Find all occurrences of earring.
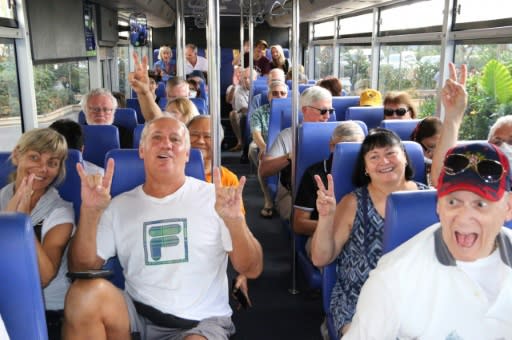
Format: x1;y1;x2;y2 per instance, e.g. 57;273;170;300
364;171;369;177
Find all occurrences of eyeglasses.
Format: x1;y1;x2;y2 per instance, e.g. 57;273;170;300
384;108;409;116
89;107;114;114
307;106;334;115
271;90;287;97
189;131;211;141
443;153;505;183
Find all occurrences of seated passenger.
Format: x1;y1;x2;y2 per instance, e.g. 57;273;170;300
488;115;512;166
294;121;365;253
185;43;208;75
148;71;162;103
166;77;190;100
286;65;308;84
165;97;200;124
81;88;133;148
249;80;289;218
383;91;417;119
243;40;271;76
358;88;382;107
260;86;334;221
226;66;242;107
187;78;201;99
311;128;429;337
49;119;104;176
63;115;263;340
343;142;512;338
232;40;250;66
270;44;289;74
153;45;175;78
249;68;286;114
112;91;126;108
317;76;343;97
410;116;442;184
0;128;74;339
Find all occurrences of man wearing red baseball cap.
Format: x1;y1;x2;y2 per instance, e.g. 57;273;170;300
342;142;512;338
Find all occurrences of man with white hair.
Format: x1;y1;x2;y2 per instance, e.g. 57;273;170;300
81;88;132;148
185;43;208;75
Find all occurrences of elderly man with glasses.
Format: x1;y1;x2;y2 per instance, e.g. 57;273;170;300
80;88;133;148
259;85;333;221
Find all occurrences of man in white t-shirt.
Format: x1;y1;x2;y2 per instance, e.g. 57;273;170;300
63;115;263;340
342;141;512;339
184;43;208;75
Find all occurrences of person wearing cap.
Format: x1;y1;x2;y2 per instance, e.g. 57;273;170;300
243;39;272;76
184;43;208;75
383;91;417;120
341;141;512;339
359;88;382;107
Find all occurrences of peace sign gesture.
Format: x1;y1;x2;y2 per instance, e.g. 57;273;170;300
213;167;246;221
441;62;467;122
128;52;151;97
314;174;336;217
77;158;115;212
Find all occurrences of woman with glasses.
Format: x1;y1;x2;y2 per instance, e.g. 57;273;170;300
383;91;417;120
0;128;74;339
411;116;442;184
310;128;429;337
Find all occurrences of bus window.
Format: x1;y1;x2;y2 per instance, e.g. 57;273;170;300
0;39;21;150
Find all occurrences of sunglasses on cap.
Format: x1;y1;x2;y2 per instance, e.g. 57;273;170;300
307;106;335;115
384;108;409;116
444;153;505;183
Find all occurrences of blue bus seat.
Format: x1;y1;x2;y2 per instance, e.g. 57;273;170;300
126;98;145;124
383;190;439;254
331;141;426;202
82;125;120;167
298;83;313;94
158;97;167;111
114;108;138;133
56;149;83;222
380;119;421;141
156;81;166;99
132;124;145;148
0;213;48;340
322;260;338;340
345;106;384;130
103;148;205;288
332;96;359;121
190;97;207;115
0;152;14;187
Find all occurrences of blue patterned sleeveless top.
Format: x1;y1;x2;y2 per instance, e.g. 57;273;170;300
330;182;429;334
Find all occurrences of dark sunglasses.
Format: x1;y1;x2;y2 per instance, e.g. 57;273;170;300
271;90;287;97
444;153;505;183
384;108;409;116
308;106;335;115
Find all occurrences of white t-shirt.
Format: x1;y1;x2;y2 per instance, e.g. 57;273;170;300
267;127;292;157
0;315;9;340
232;86;250;113
344;223;512;340
185;56;208;74
96;177;233;321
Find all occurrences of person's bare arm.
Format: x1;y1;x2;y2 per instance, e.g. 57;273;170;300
128;52;163;121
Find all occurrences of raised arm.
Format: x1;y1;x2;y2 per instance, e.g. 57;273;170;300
214;168;263;279
310;174;356;267
128;52;163;121
68;159;115;271
430;63;467;187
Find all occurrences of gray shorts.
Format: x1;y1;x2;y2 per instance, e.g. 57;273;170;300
122;291;235;340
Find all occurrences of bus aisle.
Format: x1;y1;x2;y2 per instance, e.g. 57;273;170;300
223;151;324;340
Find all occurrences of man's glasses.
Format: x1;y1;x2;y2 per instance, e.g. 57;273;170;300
444;153;505;183
271;90;287;97
89;107;114;114
384;108;409;116
189;131;211;141
307;106;334;115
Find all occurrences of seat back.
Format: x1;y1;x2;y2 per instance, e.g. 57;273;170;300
380;119;421;141
126;98;145;124
331;141;426;202
298;83;314;93
82;125;120;167
156;81;166;99
0;213;48;340
332;96;359;121
114;108;138;132
345;106;384;130
383;190;439;253
57;149;83;221
190;97;207;115
322;261;338;340
0;152;14;187
132;124;145;148
106;148;205;198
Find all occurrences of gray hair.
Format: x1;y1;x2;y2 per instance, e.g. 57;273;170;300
140;114;191;151
331;121;365;142
488;115;512;141
80;88;118;115
158;46;172;60
267;68;285;84
268;80;288;95
300;86;332;108
185;43;198;53
187;114;225;141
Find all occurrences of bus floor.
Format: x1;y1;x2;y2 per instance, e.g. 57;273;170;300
223;152;324;340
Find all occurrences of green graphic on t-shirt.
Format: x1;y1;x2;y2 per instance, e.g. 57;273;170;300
149;224;181;260
143;219;188;264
